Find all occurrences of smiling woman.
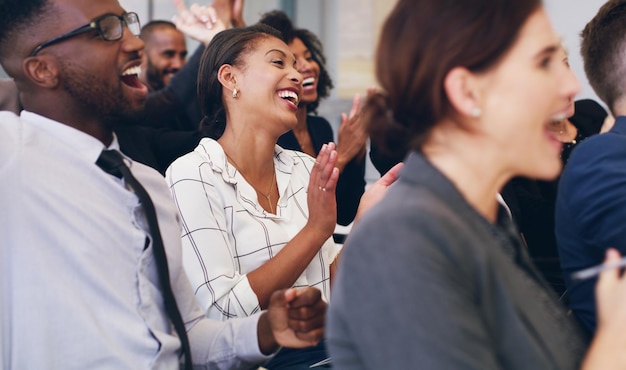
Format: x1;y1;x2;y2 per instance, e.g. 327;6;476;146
259;10;367;227
166;24;340;369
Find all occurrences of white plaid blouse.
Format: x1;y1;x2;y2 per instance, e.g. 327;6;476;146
166;138;340;320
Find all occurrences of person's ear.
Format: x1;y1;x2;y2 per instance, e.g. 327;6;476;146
217;64;238;96
22;55;60;88
444;67;482;118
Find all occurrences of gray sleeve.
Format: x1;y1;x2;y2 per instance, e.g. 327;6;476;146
328;206;500;370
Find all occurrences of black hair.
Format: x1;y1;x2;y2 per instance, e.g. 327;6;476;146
139;20;179;42
258;10;333;113
0;0;53;63
197;24;283;139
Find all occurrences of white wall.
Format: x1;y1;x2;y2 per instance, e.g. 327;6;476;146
545;0;606;103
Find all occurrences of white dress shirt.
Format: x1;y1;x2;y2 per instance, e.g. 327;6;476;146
166;138;340;320
0;111;270;369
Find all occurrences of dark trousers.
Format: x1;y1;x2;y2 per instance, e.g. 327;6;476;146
262;340;331;369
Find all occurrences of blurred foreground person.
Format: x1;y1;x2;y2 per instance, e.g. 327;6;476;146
327;0;626;369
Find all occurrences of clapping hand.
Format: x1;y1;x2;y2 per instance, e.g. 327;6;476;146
336;88;375;172
258;287;327;354
354;162;403;223
306;143;339;238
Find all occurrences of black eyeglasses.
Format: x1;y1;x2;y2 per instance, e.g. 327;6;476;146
30;12;141;56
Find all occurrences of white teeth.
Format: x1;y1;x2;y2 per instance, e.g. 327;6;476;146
551;112;567;121
278;90;299;105
303;77;315;87
122;65;141;76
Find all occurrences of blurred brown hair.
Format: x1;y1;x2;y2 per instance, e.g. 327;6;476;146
367;0;541;160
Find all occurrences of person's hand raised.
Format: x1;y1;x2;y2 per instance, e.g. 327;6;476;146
336;89;375;172
354;162;403;223
172;0;226;46
211;0;246;28
306;143;339;239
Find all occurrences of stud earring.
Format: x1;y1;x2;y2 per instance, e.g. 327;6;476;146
471;107;481;118
232;88;238;98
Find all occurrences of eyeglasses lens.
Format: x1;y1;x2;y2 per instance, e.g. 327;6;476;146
100;16;123;40
99;13;140;41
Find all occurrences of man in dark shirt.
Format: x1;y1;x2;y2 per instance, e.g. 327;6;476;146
556;0;626;335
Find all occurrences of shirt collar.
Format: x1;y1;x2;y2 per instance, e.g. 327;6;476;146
610;116;626;134
20;110;121;164
197;137;296;184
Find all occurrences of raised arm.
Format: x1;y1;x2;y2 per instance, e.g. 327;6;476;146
172;0;226;46
167;143;338;318
336;92;368;173
246;143;340;309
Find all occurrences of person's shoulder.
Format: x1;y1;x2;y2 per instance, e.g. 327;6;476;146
167;138;215;173
570;127;626;162
0;78;20;113
306;114;331;126
356;180;467;240
0;111;25;170
306;114;333;136
344;181;482;277
0;110;23;142
572;99;608;135
574;99;607;119
0;110;21;125
560;130;626;195
276;145;315;166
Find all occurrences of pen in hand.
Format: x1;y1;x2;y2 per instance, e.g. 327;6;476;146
571;255;626;281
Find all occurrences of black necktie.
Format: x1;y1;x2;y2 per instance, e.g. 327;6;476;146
96;149;192;370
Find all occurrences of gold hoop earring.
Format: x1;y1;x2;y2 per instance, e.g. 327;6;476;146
232;88;238;98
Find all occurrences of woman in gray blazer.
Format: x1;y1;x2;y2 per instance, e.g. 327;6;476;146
327;0;626;369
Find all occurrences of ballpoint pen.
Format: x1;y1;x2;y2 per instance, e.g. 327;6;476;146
571;255;626;281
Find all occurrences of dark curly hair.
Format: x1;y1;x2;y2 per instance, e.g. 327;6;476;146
258;10;333;113
368;0;541;160
197;24;283;139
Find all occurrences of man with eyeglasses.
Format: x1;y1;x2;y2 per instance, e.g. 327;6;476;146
0;0;327;369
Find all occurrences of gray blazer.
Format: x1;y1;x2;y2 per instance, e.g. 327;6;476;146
328;152;586;370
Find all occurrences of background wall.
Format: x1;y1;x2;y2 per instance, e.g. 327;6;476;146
0;0;612;181
545;0;606;103
0;0;610;103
